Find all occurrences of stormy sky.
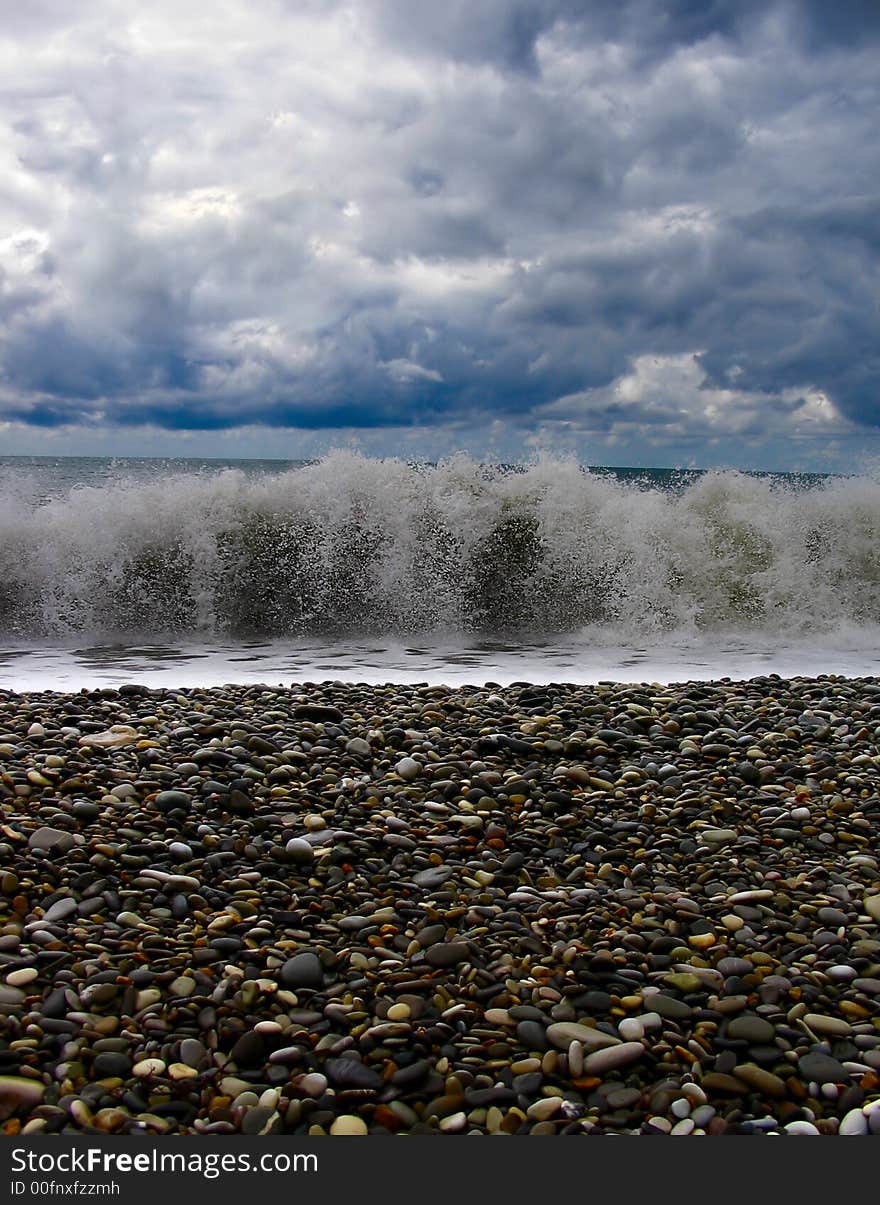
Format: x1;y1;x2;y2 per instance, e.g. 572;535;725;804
0;0;878;469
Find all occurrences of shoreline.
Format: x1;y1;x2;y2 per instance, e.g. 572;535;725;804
1;676;879;1136
4;631;880;695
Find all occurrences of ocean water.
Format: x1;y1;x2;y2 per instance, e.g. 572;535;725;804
1;452;878;689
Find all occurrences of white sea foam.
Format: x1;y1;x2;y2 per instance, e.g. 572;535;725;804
0;451;878;642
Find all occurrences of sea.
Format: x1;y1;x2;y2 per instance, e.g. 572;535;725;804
1;451;879;691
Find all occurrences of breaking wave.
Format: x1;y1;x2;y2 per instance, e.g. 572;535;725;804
1;452;878;640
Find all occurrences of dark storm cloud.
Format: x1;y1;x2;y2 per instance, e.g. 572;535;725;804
0;0;877;458
368;0;755;70
792;0;880;47
369;0;880;72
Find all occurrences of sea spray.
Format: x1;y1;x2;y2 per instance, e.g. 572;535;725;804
1;451;878;639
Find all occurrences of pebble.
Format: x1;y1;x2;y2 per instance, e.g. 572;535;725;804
6;968;38;988
728;1014;776;1043
527;1098;563;1121
0;1077;46;1117
838;1108;869;1136
583;1042;645;1076
798;1053;852;1085
700;828;737;847
169;976;196;998
345;738;371;757
154;790;192;813
79;725;138;748
425;942;470;968
326;1059;383;1090
27;826;76;853
803;1014;853;1038
41;896;78;923
330;1115;369;1136
651;995;692;1021
133;1058;166;1078
1;676;879;1137
241;1107;282;1135
168;1063;198;1080
618;1017;644;1041
279;952;323;990
295;1073;328;1098
547;1022;620;1050
733;1066;787;1098
785;1120;821;1135
93;1052;132;1078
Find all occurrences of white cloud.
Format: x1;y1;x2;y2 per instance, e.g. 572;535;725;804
537;350;852;444
381;358;443;383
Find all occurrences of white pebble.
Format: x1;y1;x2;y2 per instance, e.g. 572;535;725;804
6;968;38;988
583;1042;645;1076
296;1073;327;1098
527;1097;563;1121
839;1108;869;1136
842;1061;873;1076
670;1098;691;1120
647;1117;671;1134
132;1058;166;1078
828;965;856;980
671;1118;695;1136
618;1017;644;1041
330;1115;368;1135
784;1121;820;1136
168;1063;198;1080
395;757;420;780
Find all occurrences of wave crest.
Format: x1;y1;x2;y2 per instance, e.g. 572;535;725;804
1;452;878;639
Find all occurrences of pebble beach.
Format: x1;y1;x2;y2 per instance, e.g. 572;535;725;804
1;675;880;1137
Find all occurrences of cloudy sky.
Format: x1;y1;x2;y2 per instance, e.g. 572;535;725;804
0;0;878;470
